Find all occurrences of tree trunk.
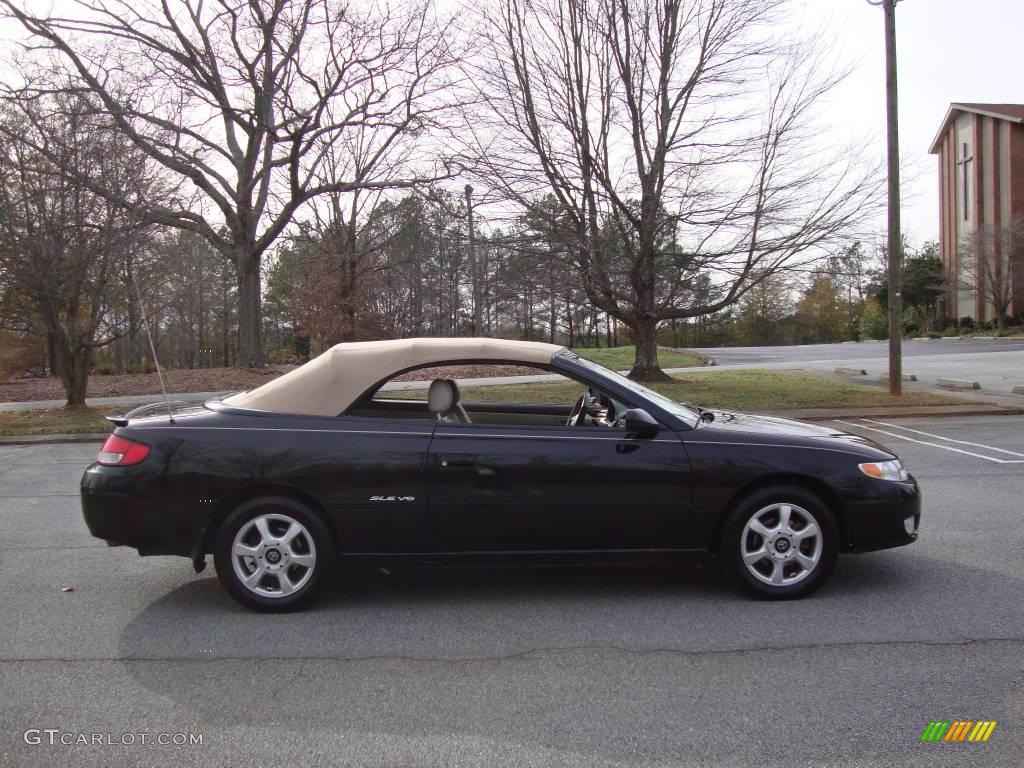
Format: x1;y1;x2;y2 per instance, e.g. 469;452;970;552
565;293;573;348
994;296;1008;331
198;272;206;368
629;316;668;381
629;228;666;378
125;255;140;372
235;248;264;367
51;331;90;407
465;185;483;335
45;332;59;377
549;262;556;344
221;263;231;367
65;349;90;407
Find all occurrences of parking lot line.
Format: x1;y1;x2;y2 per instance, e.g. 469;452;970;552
832;419;1024;464
859;418;1024;459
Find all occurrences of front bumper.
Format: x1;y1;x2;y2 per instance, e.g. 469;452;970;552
844;477;921;553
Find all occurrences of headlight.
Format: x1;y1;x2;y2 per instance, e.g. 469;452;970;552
858;459;909;482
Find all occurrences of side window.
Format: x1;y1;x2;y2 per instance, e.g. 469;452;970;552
353;361;628;429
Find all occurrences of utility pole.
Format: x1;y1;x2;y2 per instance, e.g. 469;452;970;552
465;184;483;335
868;0;904;394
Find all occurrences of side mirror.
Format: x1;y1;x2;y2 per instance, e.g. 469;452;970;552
622;408;660;439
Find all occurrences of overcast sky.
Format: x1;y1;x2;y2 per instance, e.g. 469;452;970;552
797;0;1022;247
2;0;1021;250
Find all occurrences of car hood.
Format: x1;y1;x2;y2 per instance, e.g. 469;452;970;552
695;410;896;459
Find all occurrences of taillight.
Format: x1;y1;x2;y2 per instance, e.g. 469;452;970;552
96;434;150;466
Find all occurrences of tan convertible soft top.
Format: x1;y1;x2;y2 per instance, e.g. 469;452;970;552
222;337;566;416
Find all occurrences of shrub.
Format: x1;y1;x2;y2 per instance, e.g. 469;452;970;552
266;347;303;365
901;307;921;336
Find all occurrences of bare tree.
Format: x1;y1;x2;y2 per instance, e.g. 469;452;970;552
958;216;1024;330
284;187;401;350
467;0;883;378
0;95;154;405
1;0;461;366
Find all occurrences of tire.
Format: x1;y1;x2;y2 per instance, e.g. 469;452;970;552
721;484;838;599
214;496;335;612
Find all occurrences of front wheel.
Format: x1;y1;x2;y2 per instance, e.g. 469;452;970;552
214;497;334;612
721;485;838;599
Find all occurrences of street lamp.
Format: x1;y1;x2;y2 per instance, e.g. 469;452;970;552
867;0;904;395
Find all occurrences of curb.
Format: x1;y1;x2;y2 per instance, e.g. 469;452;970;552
937;377;982;391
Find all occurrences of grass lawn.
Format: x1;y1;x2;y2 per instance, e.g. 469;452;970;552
0;407;111;437
456;370;964;412
573;345;704;370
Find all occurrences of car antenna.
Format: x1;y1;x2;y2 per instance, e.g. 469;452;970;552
132;276;174;424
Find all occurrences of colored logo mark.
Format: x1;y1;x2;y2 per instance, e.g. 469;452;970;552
920;720;997;742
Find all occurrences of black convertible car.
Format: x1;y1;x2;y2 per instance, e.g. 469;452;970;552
81;338;920;611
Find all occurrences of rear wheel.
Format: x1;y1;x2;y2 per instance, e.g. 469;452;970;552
214;496;334;612
722;485;838;599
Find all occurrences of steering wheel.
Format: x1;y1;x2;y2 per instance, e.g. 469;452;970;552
568;388;599;427
567;392;587;427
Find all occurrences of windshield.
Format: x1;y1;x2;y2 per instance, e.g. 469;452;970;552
565;353;700;425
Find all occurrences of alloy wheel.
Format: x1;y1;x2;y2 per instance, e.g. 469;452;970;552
740;502;822;587
230;513;317;598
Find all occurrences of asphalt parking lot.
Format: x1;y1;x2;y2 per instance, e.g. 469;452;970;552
1;415;1022;767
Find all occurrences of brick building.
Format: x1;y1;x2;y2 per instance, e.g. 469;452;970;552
929;103;1024;322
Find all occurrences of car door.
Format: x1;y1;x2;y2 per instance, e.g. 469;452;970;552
427;419;692;552
312;414;435;553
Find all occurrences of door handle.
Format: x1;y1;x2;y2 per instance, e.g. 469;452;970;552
438;456;475;470
438;456;496;477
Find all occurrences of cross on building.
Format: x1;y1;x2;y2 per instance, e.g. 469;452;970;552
956;142;973;221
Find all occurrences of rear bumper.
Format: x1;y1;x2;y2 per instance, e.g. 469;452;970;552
844;479;921;553
81;467;201;557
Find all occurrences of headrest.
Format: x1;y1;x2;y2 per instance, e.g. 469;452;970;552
427;379;460;413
